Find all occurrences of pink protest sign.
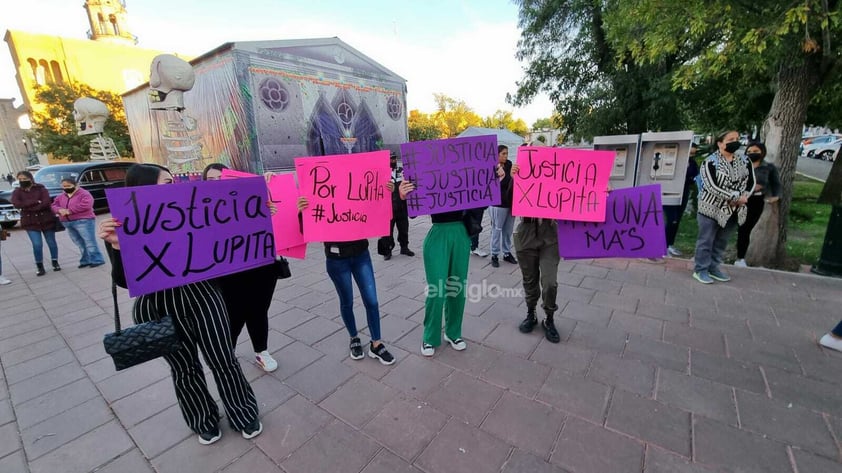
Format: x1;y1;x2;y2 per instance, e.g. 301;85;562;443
295;151;392;242
267;173;307;258
221;169;258;180
106;178;275;297
400;135;500;216
512;147;614;222
278;244;307;259
557;184;666;259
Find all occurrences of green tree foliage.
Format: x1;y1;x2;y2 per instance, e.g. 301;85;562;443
408;109;444;141
481;110;529;137
605;0;841;267
29;82;132;162
509;0;684;140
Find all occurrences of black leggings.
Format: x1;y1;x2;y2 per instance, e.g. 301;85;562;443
737;195;765;258
216;263;278;352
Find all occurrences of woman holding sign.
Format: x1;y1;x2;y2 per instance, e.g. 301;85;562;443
692;130;755;284
99;164;262;445
203;163;279;373
399;180;470;356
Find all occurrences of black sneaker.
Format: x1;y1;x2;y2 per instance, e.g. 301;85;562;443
491;256;500;268
400;247;415;257
241;419;263;439
349;337;364;360
519;311;538;333
368;342;396;365
198;426;222;445
503;253;518;264
543;319;560;343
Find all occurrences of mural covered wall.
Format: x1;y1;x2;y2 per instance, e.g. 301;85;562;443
123;38;408;174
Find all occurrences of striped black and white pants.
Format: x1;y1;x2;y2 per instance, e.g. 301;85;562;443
133;280;259;434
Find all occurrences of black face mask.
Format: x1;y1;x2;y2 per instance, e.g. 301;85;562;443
19;180;32;189
63;187;76;194
724;141;742;153
747;153;763;162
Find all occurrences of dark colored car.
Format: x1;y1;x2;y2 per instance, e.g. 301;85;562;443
0;161;135;228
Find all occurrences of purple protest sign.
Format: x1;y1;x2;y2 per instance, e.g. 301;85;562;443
400;135;501;216
106;177;276;297
557;184;666;259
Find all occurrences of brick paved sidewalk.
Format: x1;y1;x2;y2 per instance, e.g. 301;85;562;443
1;214;841;473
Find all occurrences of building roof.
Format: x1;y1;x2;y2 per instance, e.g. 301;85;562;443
458;126;525;150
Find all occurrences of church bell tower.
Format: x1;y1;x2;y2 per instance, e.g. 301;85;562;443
83;0;137;45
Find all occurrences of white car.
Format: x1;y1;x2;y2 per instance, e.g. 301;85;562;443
801;134;842;161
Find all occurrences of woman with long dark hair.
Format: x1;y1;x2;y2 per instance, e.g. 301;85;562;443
203;162;279;372
99;163;261;445
733;141;781;267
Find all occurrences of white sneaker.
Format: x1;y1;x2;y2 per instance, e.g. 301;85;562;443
819;333;842;352
421;343;435;357
471;248;489;257
667;246;682;257
733;259;747;268
443;334;467;351
255;351;278;372
0;275;10;285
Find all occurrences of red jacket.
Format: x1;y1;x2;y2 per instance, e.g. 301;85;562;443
11;183;57;231
51;187;96;221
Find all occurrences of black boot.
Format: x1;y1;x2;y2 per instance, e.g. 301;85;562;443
400;246;415;257
52;260;61;272
543;314;560;343
519;308;538;333
36;263;46;276
384;252;392;261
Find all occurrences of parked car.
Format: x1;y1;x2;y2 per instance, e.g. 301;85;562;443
801;134;842;160
0;161;135;229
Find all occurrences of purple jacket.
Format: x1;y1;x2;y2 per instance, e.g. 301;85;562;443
51;187;96;221
11;183;57;231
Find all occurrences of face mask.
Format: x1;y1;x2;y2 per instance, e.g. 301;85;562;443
724;141;741;153
19;180;32;189
63;187;76;194
390;160;397;169
747;153;763;162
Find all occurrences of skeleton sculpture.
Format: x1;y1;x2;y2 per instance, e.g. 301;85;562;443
73;97;119;160
148;54;203;169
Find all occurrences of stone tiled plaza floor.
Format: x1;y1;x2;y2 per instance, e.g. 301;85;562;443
1;214;841;473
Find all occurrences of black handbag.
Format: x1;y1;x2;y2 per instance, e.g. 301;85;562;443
102;281;181;371
377;236;395;256
54;216;65;232
275;257;292;279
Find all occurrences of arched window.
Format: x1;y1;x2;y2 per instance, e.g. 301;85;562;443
50;61;63;83
38;59;53;84
109;14;120;36
27;58;38;83
98;13;107;35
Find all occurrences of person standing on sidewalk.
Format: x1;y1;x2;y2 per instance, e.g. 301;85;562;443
490;145;517;268
11;171;60;276
384;153;414;260
399;180;470;356
692;130;755;284
297;183;397;366
733;141;781;267
99;164;262;445
664;142;700;257
0;234;12;285
51;178;105;269
508;164;561;343
203;163;279;373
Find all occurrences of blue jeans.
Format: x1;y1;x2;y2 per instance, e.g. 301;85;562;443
64;219;105;266
693;213;737;273
489;206;515;256
26;229;58;264
325;250;382;341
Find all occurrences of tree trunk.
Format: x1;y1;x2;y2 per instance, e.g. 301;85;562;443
746;63;819;268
